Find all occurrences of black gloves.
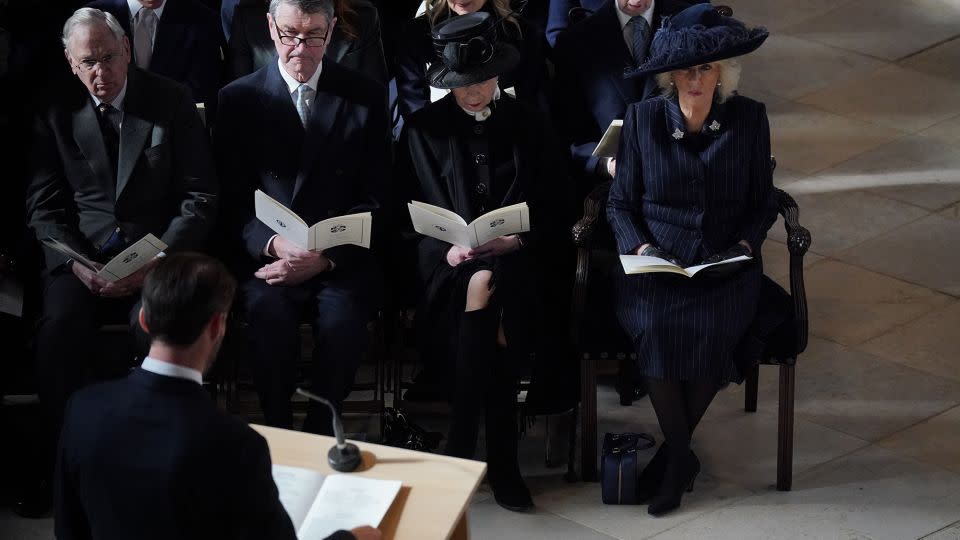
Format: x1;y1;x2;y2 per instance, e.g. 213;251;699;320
640;244;681;266
702;243;751;265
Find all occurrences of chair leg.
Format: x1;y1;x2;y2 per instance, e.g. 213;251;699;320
565;404;579;482
777;363;795;491
744;364;759;413
580;354;598;482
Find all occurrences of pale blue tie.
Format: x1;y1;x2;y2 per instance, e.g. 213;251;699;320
295;84;313;127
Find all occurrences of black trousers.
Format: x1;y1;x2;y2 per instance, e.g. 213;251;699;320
241;274;376;435
35;270;147;470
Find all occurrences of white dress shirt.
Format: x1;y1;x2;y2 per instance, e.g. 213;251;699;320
616;1;656;51
141;356;203;385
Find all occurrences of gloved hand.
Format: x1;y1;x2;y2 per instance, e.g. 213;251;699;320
639;244;681;266
701;243;751;265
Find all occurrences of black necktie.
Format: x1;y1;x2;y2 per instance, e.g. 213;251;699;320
97;102;120;178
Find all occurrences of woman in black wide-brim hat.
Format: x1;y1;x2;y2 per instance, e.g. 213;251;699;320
607;3;778;516
396;11;574;513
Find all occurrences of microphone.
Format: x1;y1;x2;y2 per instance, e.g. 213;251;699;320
295;388;362;472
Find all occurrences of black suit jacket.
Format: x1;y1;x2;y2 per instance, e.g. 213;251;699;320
87;0;224;113
552;0;705;182
55;368;355;540
215;60;389;276
26;68;217;270
225;0;388;87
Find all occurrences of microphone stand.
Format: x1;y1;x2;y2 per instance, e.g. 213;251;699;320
295;388;362;472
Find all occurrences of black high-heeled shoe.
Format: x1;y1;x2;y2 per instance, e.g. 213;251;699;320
488;465;534;512
647;450;700;516
637;443;670;502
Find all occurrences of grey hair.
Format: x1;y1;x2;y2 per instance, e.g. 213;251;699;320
269;0;335;22
61;8;126;49
655;58;742;104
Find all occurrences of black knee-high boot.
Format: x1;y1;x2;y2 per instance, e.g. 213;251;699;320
444;307;498;459
484;348;533;512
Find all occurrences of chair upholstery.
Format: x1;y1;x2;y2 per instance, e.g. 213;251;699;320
570;162;811;491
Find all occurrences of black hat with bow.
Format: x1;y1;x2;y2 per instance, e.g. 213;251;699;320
426;11;520;89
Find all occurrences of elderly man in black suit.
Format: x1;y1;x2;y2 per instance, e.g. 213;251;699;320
55;253;380;540
216;0;389;436
86;0;224;115
552;0;707;192
23;6;217;516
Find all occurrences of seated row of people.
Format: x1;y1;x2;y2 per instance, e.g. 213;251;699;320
17;0;779;521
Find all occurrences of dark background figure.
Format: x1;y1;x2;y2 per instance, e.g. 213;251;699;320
394;0;548;122
86;0;225;118
216;0;389;436
226;0;387;87
552;0;707;195
544;0;604;47
606;4;775;516
55;253;378;540
23;7;217;516
396;11;575;513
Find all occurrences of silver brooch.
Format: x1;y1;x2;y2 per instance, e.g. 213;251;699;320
671;128;684;140
708;120;721;131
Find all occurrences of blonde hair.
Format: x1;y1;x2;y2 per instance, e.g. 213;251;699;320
655;58;742;103
426;0;519;32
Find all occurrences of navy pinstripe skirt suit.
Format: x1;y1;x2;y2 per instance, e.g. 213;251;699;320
606;94;778;385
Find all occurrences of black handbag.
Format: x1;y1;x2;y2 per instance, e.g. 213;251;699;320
381;407;444;452
600;432;656;505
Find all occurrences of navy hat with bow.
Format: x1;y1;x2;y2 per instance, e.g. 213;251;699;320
626;3;768;79
426;12;520;89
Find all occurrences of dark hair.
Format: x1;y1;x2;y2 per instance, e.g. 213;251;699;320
141;253;236;347
269;0;335;24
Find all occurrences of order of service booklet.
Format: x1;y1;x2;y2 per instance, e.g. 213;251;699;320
619;254;752;277
592;119;623;158
407;201;530;249
41;234;167;282
272;464;401;540
255;190;372;251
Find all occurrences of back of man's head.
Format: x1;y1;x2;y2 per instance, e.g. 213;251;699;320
141;253;236;347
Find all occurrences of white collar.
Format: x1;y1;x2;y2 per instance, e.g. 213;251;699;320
127;0;166;22
459;86;501;122
90;77;128;111
277;57;323;95
616;1;655;30
141;356;203;385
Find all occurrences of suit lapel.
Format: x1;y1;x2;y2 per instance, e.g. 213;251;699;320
116;70;154;197
72;97;117;201
150;3;188;74
596;3;641;104
293;64;344;201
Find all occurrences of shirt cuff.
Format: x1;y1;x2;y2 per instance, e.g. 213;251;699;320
263;235;278;257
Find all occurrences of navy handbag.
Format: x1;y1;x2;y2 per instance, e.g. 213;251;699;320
600;432;656;504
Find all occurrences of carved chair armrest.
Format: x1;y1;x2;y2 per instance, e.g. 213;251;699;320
775;187;811;355
570;181;612;343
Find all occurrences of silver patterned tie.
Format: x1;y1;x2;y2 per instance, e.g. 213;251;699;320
134;8;157;69
628;16;651;64
295;84;313;127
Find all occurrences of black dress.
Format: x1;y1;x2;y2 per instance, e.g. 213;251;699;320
397;93;575;401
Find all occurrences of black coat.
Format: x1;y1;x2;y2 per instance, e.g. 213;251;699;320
395;9;548;120
397;94;574;392
552;0;706;184
606;95;778;384
225;0;388;87
55;368;355;540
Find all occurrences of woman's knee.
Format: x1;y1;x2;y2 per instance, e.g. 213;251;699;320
465;270;494;312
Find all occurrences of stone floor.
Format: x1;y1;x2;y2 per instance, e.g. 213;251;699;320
4;0;960;538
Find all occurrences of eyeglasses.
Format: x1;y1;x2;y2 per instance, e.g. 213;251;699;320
74;52;123;72
275;28;327;48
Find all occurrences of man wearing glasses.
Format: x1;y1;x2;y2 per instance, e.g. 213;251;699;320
21;7;217;516
215;0;389;435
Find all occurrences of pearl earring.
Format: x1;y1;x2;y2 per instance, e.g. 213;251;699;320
717;81;722;87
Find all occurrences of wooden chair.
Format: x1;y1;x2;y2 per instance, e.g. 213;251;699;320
570;163;811;491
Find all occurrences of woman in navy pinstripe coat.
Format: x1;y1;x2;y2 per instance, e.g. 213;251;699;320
606;4;776;515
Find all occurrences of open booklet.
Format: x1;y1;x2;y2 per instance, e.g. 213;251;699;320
42;234;167;282
255;190;372;252
408;201;530;249
592;119;623;159
272;465;401;540
619;254;752;277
